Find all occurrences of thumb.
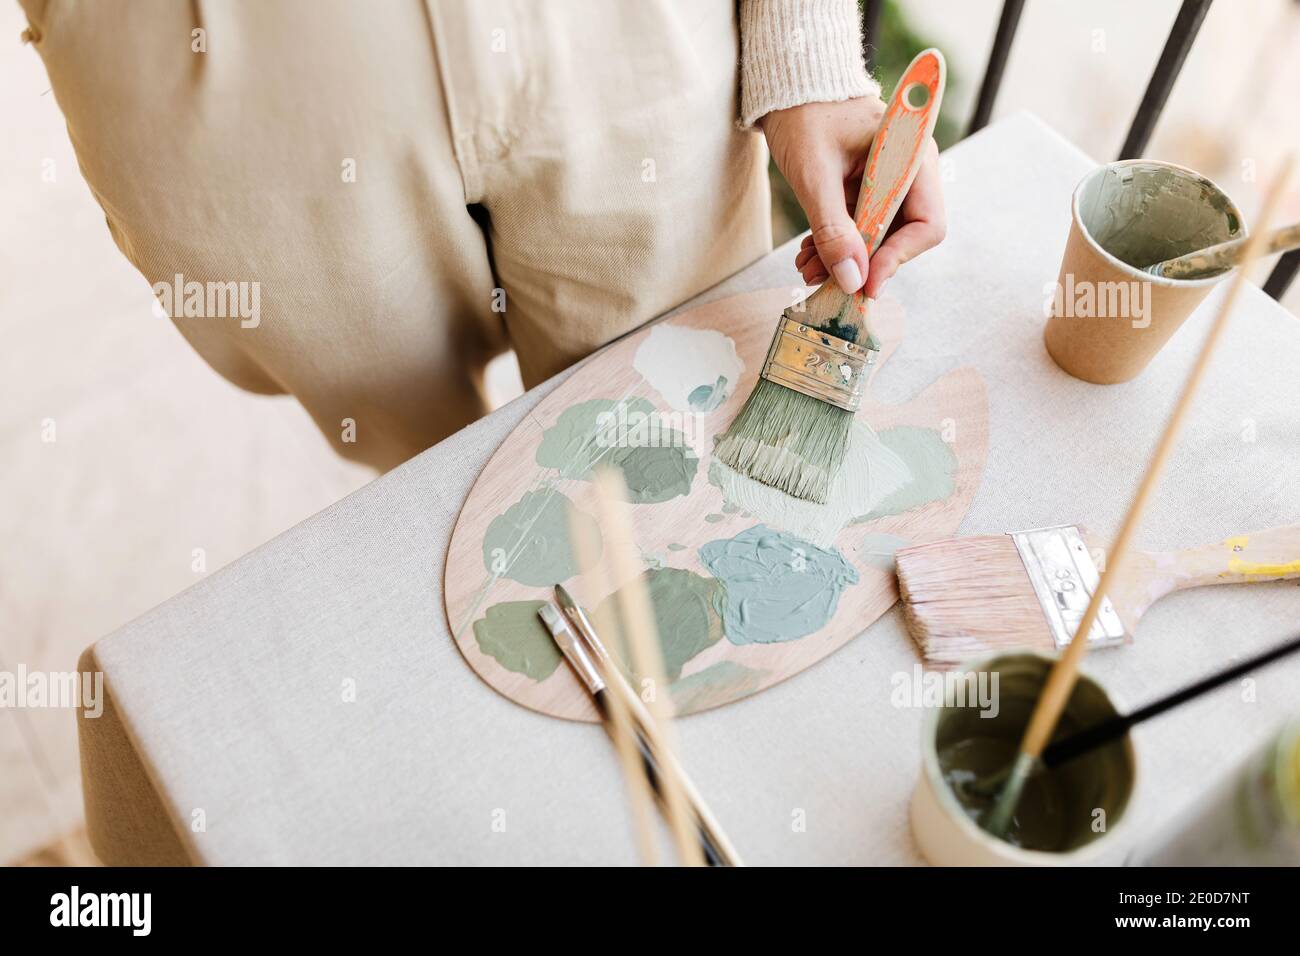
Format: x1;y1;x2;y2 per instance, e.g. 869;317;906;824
798;174;869;294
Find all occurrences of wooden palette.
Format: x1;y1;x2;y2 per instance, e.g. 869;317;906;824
445;287;989;721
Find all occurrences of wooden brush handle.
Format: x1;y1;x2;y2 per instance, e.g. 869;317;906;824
1156;221;1300;279
800;49;946;338
1156;524;1300;589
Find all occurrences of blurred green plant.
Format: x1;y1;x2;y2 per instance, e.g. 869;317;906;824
769;0;959;242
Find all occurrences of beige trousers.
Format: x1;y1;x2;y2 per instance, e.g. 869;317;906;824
22;0;771;470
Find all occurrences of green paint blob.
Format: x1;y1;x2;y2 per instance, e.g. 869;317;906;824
536;398;698;504
688;376;729;412
705;513;725;523
699;524;859;645
670;661;769;713
591;568;723;681
482;489;601;586
472;600;561;681
667;543;687;551
856;426;956;521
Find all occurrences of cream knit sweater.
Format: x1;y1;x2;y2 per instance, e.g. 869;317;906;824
739;0;881;128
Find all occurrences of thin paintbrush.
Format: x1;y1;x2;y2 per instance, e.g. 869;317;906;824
588;467;703;865
1046;631;1300;767
1145;220;1300;279
963;631;1300;800
536;601;727;866
555;583;744;867
983;157;1293;838
714;49;945;504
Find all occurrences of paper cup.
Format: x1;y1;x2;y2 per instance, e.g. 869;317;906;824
1043;160;1245;384
910;652;1136;866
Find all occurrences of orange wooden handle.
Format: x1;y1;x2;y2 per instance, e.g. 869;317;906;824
800;49;945;337
854;50;945;254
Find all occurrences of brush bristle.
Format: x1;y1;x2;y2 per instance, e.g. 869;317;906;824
895;535;1053;668
714;378;851;504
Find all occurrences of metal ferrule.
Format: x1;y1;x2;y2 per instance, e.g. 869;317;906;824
760;315;877;411
537;602;606;695
1010;525;1127;650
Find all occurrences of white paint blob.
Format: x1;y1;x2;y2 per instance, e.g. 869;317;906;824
633;324;744;413
709;421;911;548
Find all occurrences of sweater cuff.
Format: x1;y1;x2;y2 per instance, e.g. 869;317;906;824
739;0;881;129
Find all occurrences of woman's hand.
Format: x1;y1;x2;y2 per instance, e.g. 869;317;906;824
761;95;946;299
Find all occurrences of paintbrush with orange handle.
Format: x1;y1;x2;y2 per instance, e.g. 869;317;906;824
714;49;945;504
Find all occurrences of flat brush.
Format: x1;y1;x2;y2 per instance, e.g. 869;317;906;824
714;49;945;504
896;522;1300;668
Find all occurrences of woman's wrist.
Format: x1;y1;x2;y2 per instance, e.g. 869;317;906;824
738;0;880;129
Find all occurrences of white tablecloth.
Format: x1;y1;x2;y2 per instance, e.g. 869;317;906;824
80;113;1300;865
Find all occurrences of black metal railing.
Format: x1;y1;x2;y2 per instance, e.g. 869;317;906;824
863;0;1296;300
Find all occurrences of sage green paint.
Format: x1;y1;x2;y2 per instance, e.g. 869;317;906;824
857;532;911;571
699;524;859;645
481;488;601;587
670;661;769;713
705;513;725;523
936;653;1134;852
856;426;956;521
590;567;723;681
536;397;698;503
1078;162;1242;271
472;600;561;681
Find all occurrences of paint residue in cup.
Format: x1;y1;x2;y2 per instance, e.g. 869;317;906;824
699;524;859;645
1078;163;1242;272
932;654;1134;853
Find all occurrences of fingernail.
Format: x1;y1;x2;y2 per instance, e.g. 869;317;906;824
831;259;862;294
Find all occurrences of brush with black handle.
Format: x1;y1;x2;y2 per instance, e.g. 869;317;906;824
714;49;945;504
958;630;1300;802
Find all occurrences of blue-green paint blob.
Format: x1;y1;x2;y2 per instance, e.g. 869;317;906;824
687;376;729;412
856;426;956;521
535;397;698;504
699;524;859;645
